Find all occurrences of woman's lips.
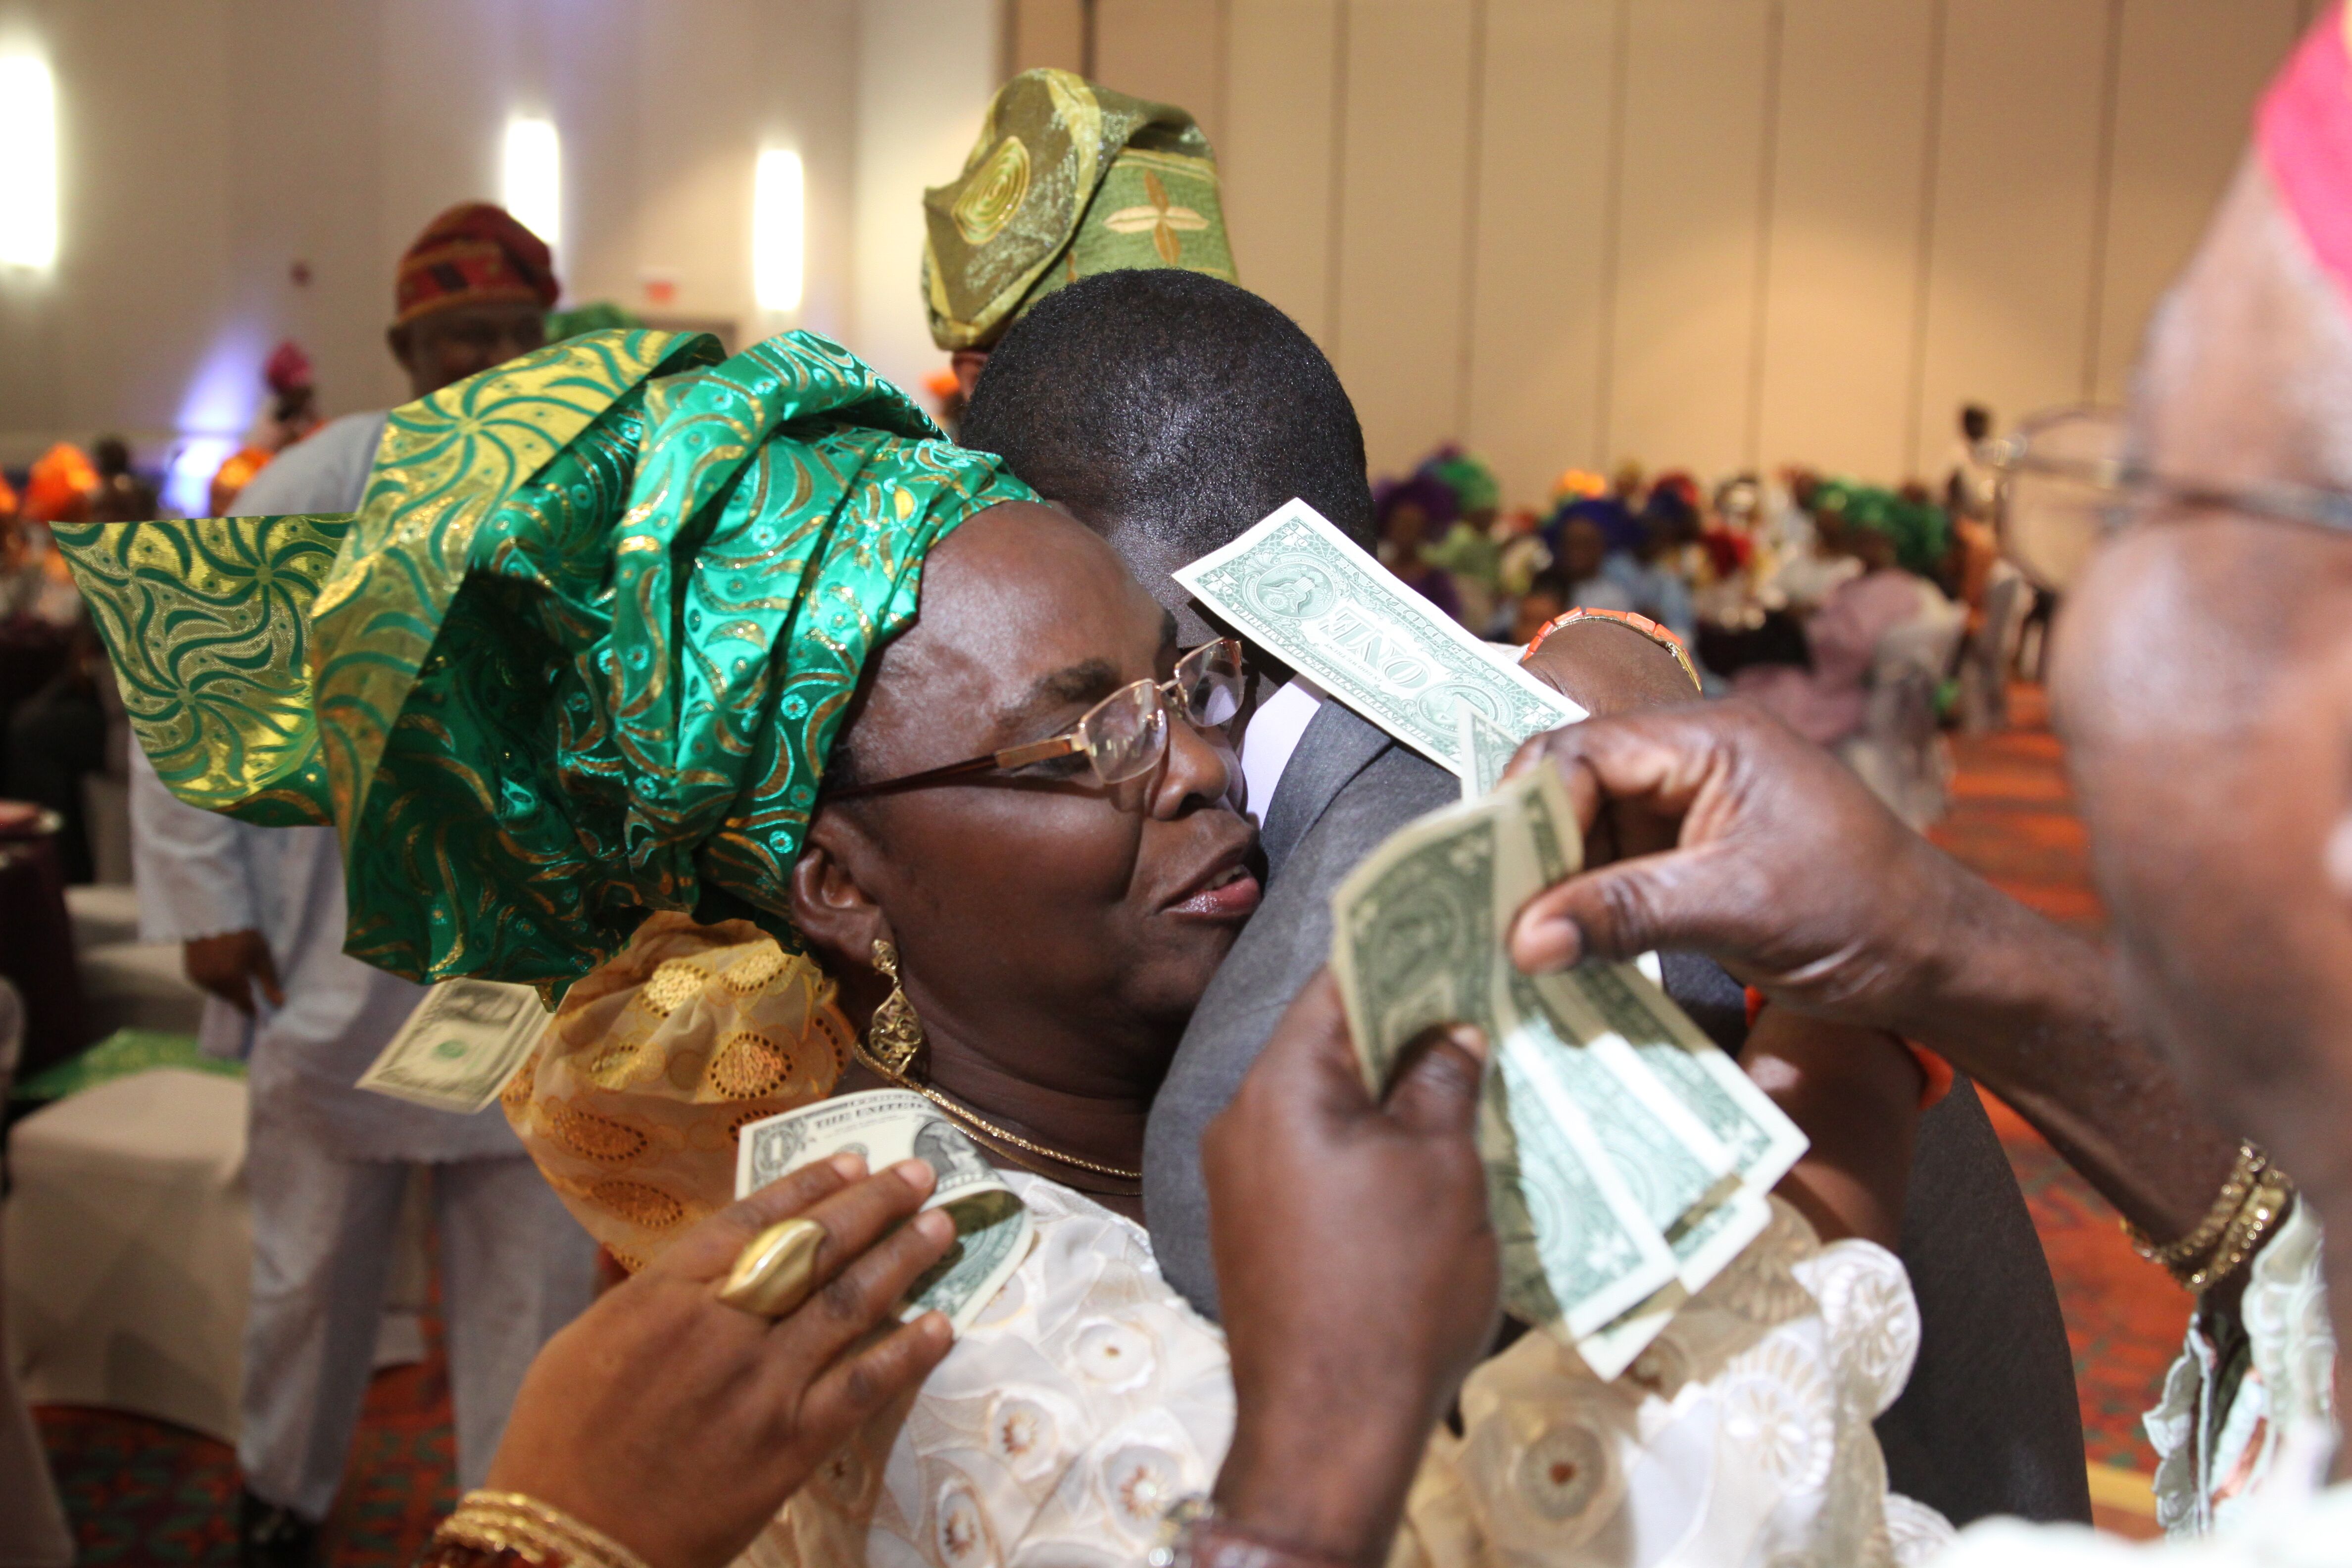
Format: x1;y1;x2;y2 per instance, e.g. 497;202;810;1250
1166;862;1263;921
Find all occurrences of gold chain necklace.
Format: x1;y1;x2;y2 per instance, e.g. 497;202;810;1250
850;1037;1144;1185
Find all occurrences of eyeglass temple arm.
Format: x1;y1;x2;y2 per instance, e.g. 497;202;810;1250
826;736;1083;800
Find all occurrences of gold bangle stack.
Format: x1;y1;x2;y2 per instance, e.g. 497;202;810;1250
2122;1140;2296;1293
430;1490;653;1568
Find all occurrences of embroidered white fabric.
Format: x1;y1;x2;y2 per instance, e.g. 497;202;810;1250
1930;1438;2351;1567
742;1176;1950;1568
2144;1202;2337;1537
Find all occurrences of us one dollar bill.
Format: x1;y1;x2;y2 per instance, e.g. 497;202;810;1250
735;1089;1033;1331
1459;704;1520;801
1330;761;1808;1378
356;979;549;1114
1176;499;1582;779
1331;766;1674;1342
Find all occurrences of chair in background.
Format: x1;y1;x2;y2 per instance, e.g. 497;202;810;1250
3;1062;251;1443
1840;591;1967;831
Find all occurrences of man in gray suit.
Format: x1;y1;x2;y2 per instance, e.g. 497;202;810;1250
959;269;2090;1527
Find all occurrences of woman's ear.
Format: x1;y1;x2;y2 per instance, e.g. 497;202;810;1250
791;809;890;973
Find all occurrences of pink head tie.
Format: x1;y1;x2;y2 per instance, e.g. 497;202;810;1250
2260;3;2352;304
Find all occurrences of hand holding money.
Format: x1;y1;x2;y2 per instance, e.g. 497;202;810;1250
736;1090;1033;1331
1204;972;1498;1568
485;1153;955;1568
1329;762;1806;1377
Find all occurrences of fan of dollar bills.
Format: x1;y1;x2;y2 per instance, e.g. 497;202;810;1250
1183;499;1807;1378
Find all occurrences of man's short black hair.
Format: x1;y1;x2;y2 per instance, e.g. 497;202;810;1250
958;270;1376;554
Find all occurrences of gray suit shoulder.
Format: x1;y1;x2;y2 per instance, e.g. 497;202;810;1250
1144;737;1454;1318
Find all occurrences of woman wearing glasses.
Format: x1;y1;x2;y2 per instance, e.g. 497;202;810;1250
68;328;1932;1568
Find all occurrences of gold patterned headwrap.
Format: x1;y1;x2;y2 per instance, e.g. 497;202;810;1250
53;328;1037;990
503;912;855;1269
923;69;1237;350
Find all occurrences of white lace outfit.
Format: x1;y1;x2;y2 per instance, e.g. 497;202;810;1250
2145;1202;2338;1537
1930;1437;2349;1567
744;1174;1951;1568
1926;1202;2343;1566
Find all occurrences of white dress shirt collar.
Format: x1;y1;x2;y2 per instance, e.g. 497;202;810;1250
1237;676;1325;828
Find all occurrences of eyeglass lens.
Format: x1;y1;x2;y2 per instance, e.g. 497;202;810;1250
2004;410;2128;591
1077;685;1171;785
1075;642;1245;787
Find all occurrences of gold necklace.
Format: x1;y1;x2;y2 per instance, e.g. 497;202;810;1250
850;1037;1144;1185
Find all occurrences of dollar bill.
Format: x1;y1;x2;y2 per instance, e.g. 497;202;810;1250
1511;958;1801;1376
1557;963;1810;1194
1331;754;1811;1375
356;979;549;1113
735;1089;1032;1331
1176;499;1582;778
1489;1031;1680;1336
1459;703;1520;801
1330;765;1679;1338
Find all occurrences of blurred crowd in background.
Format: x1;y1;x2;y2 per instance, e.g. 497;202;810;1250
0;381;2033;907
1371;402;2031;827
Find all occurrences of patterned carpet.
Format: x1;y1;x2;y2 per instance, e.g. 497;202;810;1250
33;686;2178;1559
35;1307;453;1567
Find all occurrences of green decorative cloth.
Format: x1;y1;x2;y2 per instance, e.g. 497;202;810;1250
1812;479;1951;579
924;68;1236;350
12;1029;238;1103
56;328;1035;988
1425;522;1502;590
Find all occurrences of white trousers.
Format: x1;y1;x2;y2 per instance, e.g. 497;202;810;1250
237;1108;595;1520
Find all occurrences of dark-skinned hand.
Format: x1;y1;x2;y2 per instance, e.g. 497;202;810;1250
1499;701;2241;1241
1502;700;1973;1033
1204;971;1497;1568
483;1155;957;1568
182;929;285;1015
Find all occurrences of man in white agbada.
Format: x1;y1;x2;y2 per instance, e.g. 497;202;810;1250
131;200;594;1568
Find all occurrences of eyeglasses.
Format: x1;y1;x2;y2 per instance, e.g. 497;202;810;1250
827;638;1245;800
1986;405;2352;560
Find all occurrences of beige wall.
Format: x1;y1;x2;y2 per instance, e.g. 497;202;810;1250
0;0;873;499
853;0;1002;407
0;0;2321;512
1015;0;2316;503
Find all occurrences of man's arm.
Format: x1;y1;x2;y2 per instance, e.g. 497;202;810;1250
1202;974;1497;1568
1505;701;2236;1241
128;748;282;1013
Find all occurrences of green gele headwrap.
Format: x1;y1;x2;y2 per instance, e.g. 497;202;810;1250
54;328;1036;988
924;68;1237;351
1814;478;1950;580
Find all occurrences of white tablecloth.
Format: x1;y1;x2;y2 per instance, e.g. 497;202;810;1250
4;1067;250;1441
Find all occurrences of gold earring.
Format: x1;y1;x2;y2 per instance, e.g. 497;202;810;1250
863;938;928;1081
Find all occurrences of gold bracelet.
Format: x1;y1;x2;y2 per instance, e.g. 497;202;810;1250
432;1490;653;1568
2122;1140;2266;1273
2184;1168;2296;1294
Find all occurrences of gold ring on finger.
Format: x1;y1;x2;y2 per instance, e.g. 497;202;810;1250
717;1217;827;1318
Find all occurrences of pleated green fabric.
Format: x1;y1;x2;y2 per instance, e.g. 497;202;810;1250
57;328;1036;988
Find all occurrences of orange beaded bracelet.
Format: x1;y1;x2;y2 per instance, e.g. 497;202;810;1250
1522;606;1704;692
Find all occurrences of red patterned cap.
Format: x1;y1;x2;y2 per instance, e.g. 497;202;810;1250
393;202;558;327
